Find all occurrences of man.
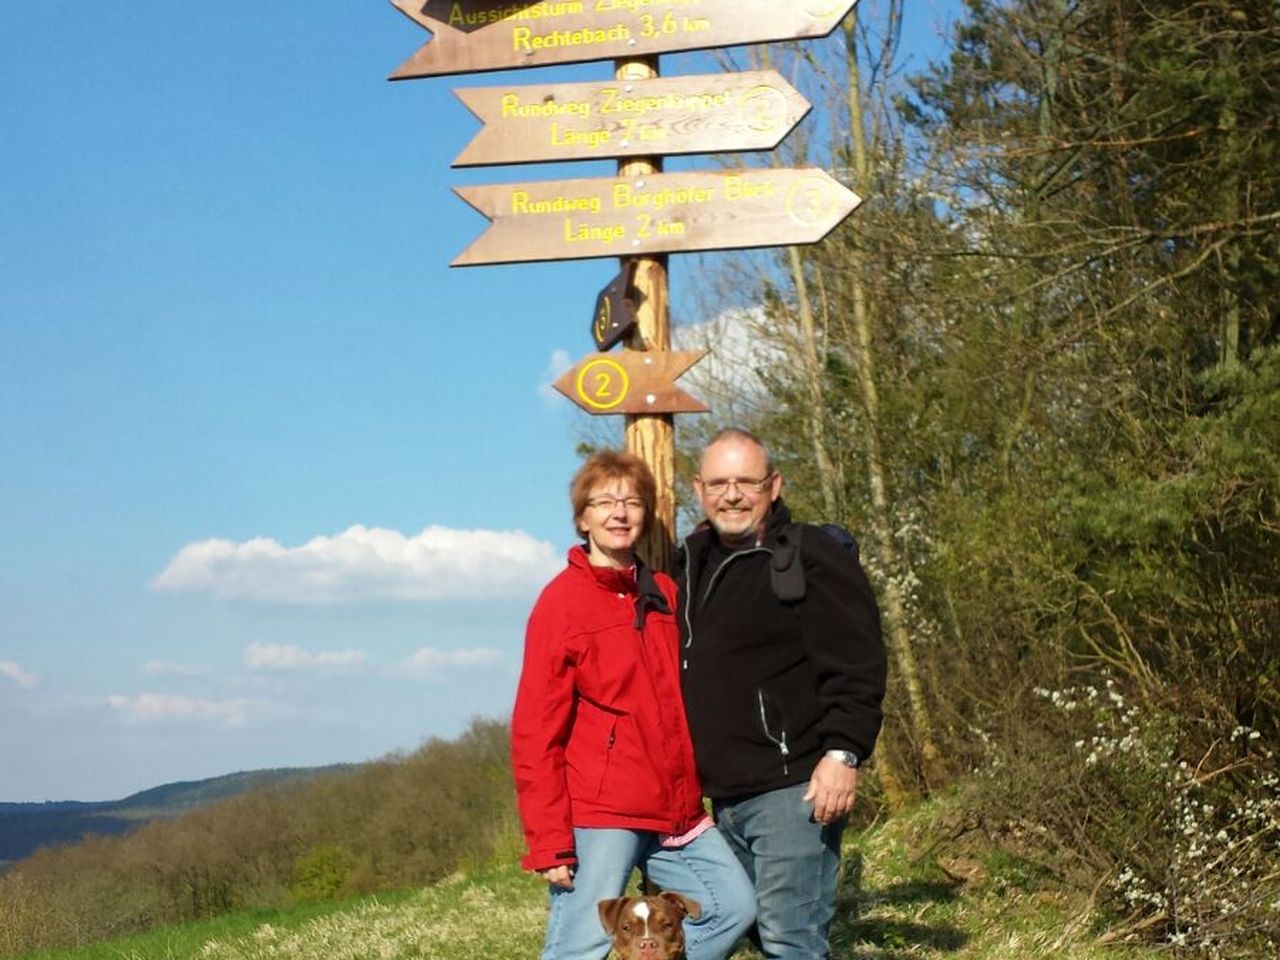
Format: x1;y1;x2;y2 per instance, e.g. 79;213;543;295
677;427;886;960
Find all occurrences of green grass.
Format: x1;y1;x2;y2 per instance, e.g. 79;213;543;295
11;796;1162;960
9;892;417;960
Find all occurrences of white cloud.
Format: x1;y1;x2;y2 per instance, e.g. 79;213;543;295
673;304;786;402
107;694;251;727
396;646;502;676
0;661;39;688
539;348;574;402
151;524;561;604
143;659;212;677
244;643;367;671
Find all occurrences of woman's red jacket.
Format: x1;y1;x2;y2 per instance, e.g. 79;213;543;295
511;546;705;872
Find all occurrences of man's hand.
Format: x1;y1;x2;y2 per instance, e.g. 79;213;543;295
539;864;575;890
803;756;859;825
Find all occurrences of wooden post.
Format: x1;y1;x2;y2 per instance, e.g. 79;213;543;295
616;55;675;573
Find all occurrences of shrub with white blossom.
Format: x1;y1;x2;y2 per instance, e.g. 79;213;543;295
1030;680;1279;957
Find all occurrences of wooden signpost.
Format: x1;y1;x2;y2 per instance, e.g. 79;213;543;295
453;70;810;166
390;0;858;78
553;349;707;415
452;168;862;265
389;0;864;568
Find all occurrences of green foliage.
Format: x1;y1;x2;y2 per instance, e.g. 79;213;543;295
291;846;355;903
677;0;1279;951
0;719;519;957
8;795;1167;960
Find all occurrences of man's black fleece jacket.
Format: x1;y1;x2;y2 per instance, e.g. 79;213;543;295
677;500;887;800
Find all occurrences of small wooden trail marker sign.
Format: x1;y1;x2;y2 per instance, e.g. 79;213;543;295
554;349;708;415
592;265;637;351
389;0;858;79
452;168;862;266
453;70;811;167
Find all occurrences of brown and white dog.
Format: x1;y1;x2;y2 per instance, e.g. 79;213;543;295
597;891;701;960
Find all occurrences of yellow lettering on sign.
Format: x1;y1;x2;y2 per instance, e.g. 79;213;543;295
635;213;686;238
595;0;698;11
563;218;627;245
513;24;631;51
451;2;585;28
724;175;777;201
613;182;715;210
550;123;613;149
512;192;603;215
501;94;593;119
601;89;731;117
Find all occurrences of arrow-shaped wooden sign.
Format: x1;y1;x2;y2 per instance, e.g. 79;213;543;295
554;349;707;415
453;70;811;167
390;0;858;79
452;168;861;266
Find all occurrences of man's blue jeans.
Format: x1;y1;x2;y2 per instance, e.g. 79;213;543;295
713;782;844;960
540;825;756;960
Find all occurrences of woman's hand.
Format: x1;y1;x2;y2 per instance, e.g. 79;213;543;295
539;864;575;890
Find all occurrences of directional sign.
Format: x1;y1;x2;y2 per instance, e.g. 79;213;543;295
554;349;707;415
592;265;637;351
452;168;861;266
390;0;858;79
453;70;810;167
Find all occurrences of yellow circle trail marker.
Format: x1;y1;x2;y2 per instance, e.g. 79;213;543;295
554;349;708;416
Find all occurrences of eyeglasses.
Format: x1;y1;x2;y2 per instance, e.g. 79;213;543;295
698;475;775;497
586;496;646;512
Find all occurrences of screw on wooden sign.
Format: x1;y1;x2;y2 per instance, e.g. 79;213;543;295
389;0;858;79
554;350;707;416
451;168;862;266
452;70;811;167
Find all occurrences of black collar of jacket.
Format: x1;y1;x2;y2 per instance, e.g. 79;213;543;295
682;497;794;560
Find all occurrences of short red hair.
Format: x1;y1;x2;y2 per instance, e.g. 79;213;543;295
570;450;656;540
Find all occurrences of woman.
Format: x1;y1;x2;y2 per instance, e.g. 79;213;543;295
511;450;755;960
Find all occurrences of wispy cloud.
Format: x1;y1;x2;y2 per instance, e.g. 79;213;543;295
151;525;560;604
0;661;39;688
143;659;212;677
674;305;785;402
244;643;367;671
539;348;573;402
395;646;502;676
107;694;251;727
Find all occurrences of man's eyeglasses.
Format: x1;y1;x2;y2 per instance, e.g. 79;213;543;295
586;496;646;512
698;475;775;497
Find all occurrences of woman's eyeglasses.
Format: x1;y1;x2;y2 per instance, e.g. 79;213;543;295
586;496;645;512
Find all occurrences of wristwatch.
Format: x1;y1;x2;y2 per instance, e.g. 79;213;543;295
825;749;860;768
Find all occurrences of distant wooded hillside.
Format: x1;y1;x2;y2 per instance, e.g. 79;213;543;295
0;767;351;867
0;720;516;957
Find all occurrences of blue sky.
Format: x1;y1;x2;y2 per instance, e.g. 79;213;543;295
1;3;954;802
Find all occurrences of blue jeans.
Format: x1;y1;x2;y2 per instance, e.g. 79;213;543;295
713;783;845;960
540;825;756;960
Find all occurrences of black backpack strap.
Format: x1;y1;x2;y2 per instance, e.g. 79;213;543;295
819;522;860;562
770;523;806;602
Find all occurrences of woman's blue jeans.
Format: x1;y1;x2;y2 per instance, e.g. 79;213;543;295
540;825;756;960
713;782;845;960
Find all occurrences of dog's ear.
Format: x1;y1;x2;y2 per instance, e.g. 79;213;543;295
597;896;632;935
659;890;702;920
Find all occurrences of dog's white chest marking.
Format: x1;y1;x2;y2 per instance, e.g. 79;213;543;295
630;900;652;938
